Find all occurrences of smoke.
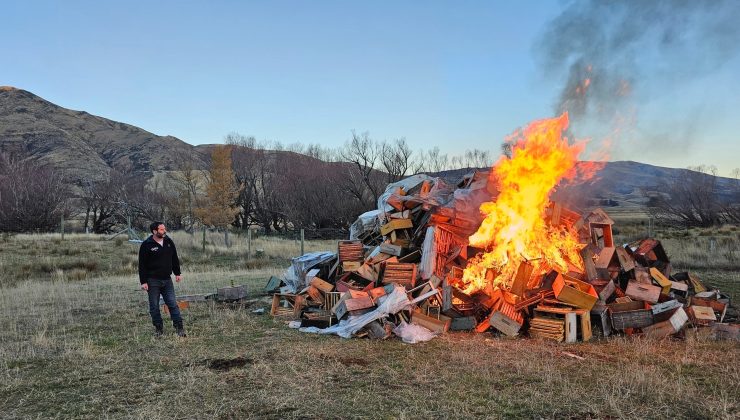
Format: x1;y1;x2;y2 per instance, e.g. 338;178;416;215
536;0;740;149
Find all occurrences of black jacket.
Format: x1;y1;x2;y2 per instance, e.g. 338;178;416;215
138;235;181;284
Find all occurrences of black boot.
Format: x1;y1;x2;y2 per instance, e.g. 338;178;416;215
174;321;187;338
154;323;164;338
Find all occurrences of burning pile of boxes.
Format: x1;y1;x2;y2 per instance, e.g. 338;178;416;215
267;173;737;342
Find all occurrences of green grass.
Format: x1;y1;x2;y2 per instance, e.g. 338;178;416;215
0;231;738;418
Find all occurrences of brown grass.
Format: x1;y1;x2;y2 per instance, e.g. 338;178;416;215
0;229;738;418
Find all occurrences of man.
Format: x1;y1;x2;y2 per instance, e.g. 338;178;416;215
138;221;186;337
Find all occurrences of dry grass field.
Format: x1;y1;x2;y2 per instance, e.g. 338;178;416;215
0;225;738;419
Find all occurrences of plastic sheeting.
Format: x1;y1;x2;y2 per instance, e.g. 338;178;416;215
393;321;437;344
299;285;412;338
349;209;381;241
419;226;436;280
281;251;336;293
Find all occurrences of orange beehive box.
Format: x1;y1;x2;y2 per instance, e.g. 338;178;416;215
552;274;599;310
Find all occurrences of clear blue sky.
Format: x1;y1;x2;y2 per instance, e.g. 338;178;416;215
3;1;739;175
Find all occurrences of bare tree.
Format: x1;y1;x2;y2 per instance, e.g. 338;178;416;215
80;170;126;233
166;147;205;232
340;131;384;207
647;165;723;227
463;149;493;169
380;138;420;183
0;153;70;232
419;147;450;173
721;167;740;224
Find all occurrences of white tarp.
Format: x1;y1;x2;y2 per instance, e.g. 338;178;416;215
349;209;381;240
281;251;336;293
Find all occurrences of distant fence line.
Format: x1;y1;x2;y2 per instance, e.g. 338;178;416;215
0;214;347;241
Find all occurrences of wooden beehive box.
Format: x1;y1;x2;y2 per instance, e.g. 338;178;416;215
552;274;598;310
270;294;305;319
643;306;688;338
609;300;653;330
625;281;662;304
380;262;417;289
335;272;375;293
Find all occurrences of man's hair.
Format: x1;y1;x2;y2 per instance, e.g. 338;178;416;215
149;221;164;234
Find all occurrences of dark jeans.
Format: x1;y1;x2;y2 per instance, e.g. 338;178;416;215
147;277;182;327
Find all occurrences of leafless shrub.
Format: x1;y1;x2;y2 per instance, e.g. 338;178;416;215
0;153;71;232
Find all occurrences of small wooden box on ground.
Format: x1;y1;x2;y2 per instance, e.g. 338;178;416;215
217;285;248;301
162;300;189;315
690;297;727;322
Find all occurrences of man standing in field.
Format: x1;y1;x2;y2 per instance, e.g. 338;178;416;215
138;221;186;337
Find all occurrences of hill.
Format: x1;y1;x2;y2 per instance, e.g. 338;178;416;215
0;86;205;181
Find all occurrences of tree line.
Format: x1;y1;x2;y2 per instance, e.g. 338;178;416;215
0;132;496;236
1;135;738;235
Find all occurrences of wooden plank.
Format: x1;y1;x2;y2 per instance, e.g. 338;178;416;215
510;261;534;297
380;218;413;236
580;247;599;281
411;311;450;333
576;310;592;342
551;202;562;226
564;312;577;343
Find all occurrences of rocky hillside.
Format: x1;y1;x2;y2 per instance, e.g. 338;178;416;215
0;86;205;182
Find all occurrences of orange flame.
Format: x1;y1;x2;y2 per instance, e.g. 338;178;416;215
460;113;586;295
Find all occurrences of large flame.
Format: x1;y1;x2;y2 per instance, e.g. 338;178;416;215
460;113;586;295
